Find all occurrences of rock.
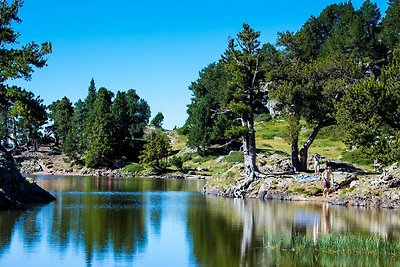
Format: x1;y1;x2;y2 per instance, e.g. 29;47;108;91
216;156;225;163
0;149;55;209
350;180;359;188
387;178;400;188
34;165;43;172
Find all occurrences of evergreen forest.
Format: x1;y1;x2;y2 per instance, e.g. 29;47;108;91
1;0;400;180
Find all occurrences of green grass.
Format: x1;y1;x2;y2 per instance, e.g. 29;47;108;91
341;149;372;169
255;119;364;168
122;163;144;175
167;118;371;175
224;152;244;163
192;155;217;164
266;233;400;255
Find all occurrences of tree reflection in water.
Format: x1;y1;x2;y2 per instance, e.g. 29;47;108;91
188;196;400;267
1;176;400;267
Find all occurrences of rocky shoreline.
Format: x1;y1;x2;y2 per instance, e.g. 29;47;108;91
13;146;400;209
204;163;400;209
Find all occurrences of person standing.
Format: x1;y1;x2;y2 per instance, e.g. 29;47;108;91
313;154;321;176
322;166;334;197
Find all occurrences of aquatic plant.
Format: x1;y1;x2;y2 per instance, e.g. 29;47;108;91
265;233;400;256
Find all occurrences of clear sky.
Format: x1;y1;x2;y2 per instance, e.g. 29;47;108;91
10;0;388;129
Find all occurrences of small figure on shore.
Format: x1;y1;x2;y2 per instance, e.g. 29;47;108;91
313;154;321;176
322;166;334;197
373;159;383;173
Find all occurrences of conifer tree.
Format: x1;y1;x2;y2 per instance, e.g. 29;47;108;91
139;129;170;173
0;0;51;156
85;88;114;167
222;23;265;182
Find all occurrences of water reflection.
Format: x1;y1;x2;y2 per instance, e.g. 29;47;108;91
0;176;399;267
188;197;400;267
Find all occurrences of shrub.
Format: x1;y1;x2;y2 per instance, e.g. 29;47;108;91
122;163;144;175
224;151;244;163
170;156;184;172
181;152;195;162
341;149;371;166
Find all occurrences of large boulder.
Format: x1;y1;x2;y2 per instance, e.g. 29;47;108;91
0;149;55;209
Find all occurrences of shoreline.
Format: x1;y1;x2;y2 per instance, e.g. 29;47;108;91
16;147;400;210
26;167;400;210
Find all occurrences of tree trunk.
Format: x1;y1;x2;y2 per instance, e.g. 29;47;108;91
291;136;301;172
243;130;258;180
298;119;336;171
242;113;259;183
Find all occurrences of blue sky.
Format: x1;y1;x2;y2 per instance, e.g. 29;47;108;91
10;0;388;129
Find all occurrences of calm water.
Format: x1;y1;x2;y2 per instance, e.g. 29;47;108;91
1;176;400;267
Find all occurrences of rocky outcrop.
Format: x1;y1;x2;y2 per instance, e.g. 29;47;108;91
0;149;55;209
204;161;400;209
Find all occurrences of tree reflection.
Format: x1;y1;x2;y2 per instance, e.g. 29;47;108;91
49;193;147;264
188;197;400;267
2;176;400;267
0;210;24;256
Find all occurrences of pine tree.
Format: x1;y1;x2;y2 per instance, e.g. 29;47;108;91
151;112;164;128
85;88;114;167
48;97;73;146
223;23;265;182
0;0;51;157
381;0;400;54
139;129;171;173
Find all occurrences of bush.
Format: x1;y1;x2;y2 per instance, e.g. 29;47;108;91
122;163;144;175
180;152;195;162
341;149;371;166
170;156;184;172
224;151;244;163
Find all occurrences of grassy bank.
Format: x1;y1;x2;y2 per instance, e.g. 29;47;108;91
124;118;373;176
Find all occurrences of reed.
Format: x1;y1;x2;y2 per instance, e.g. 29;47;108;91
265;233;400;256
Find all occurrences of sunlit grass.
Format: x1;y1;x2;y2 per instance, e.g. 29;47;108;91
169;131;187;152
255;119;369;169
266;233;400;255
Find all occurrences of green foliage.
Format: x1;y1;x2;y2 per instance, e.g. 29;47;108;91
48;96;73;145
341;149;373;166
186;63;231;154
48;79;151;166
0;0;52;83
139;129;171;173
266;233;400;255
223;152;244;163
85;87;114;167
337;52;400;164
192;155;216;164
269;1;380;171
0;0;51;152
151;112;164;128
380;0;400;53
122;163;144;175
170;155;184;172
180;152;195;162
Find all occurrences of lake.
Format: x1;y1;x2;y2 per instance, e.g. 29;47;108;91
0;175;400;267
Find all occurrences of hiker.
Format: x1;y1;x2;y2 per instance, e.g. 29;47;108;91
313;154;321;176
373;159;383;173
373;159;379;172
322;166;334;197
